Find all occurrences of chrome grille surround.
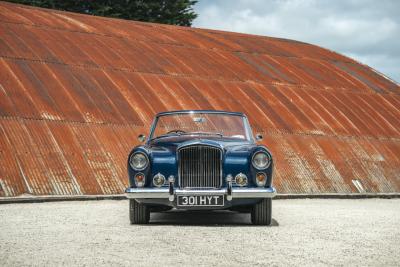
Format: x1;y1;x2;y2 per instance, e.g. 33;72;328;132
178;145;222;189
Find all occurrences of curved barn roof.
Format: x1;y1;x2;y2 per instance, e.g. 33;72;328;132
0;2;399;197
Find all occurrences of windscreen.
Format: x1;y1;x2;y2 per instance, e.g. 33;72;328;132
151;112;250;140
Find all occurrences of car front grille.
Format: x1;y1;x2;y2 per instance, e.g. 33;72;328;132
178;145;222;189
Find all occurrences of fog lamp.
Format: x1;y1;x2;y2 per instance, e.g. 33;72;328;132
153;173;165;188
134;173;145;187
256;172;267;187
235;173;248;187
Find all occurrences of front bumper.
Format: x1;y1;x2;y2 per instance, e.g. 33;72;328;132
125;187;277;200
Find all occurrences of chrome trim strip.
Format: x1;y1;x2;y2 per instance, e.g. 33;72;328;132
231;187;276;198
125;187;277;199
156;110;245;117
125;188;169;198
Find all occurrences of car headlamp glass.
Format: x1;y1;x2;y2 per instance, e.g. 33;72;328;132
252;151;270;170
153;173;165;188
130;152;149;171
235;173;248;187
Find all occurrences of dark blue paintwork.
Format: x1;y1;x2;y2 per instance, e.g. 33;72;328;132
127;111;274;210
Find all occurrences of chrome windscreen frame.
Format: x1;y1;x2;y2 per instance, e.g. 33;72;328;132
147;110;255;143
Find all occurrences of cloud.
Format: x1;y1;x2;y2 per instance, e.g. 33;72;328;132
193;0;400;83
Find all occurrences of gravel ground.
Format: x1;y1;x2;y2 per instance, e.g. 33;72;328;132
0;199;399;267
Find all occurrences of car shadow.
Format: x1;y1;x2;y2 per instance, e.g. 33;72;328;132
148;210;279;227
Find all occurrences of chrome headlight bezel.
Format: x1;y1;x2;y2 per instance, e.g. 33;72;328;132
129;152;149;171
252;151;271;170
153;173;166;188
235;173;248;187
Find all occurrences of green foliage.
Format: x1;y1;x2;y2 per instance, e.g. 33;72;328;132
6;0;198;26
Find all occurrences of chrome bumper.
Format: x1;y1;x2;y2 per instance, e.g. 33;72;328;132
125;187;276;200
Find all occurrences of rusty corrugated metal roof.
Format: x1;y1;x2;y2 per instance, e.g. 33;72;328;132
0;2;399;197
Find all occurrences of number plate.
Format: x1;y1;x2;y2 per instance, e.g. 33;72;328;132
177;195;224;207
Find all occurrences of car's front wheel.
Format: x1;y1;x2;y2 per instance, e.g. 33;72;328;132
251;198;272;225
129;199;150;224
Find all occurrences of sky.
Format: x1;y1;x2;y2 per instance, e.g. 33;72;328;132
193;0;400;83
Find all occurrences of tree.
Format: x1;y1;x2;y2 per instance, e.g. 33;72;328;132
6;0;198;26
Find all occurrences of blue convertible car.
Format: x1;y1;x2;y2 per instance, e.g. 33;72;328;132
126;110;276;225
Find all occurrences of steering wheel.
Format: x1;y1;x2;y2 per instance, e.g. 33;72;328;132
166;129;186;135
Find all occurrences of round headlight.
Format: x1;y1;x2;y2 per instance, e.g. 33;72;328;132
252;151;271;170
235;173;248;187
129;152;149;171
153;173;165;188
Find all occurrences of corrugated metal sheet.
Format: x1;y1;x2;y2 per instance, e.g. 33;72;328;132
0;2;399;197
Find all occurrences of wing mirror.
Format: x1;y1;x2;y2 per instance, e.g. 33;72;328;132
255;133;263;141
138;134;146;143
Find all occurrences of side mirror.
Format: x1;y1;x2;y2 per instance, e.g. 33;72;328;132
255;133;263;141
138;134;146;143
